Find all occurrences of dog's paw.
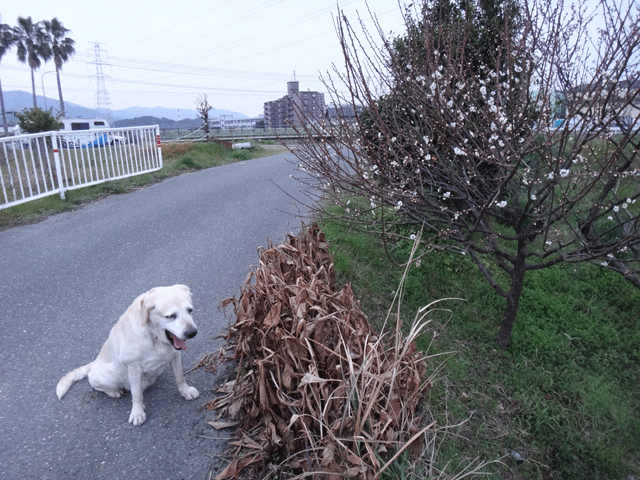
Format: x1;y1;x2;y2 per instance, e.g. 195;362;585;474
128;406;146;426
180;385;200;400
105;388;124;398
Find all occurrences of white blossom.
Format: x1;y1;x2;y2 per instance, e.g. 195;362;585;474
454;147;466;156
497;200;507;208
560;169;570;178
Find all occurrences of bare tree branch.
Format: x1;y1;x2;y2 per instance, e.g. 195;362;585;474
292;0;640;348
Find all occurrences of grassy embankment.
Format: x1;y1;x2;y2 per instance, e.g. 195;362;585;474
0;141;286;231
318;206;640;479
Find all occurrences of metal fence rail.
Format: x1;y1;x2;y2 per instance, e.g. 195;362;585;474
0;125;162;210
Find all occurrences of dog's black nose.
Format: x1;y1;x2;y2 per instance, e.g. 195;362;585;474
185;328;197;339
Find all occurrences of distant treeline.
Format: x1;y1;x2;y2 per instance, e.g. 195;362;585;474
113;116;202;129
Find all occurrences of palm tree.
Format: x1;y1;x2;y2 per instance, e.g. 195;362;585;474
43;18;75;117
0;21;16;134
14;17;51;108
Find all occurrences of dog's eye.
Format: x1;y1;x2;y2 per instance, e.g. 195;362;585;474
187;308;193;314
166;313;177;320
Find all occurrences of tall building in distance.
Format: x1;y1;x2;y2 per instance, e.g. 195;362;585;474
263;81;325;128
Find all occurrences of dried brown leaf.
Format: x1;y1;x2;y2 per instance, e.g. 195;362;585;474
207;421;240;430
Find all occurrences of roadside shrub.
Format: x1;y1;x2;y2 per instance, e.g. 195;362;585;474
15;107;62;133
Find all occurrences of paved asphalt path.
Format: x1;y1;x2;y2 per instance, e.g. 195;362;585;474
0;151;314;480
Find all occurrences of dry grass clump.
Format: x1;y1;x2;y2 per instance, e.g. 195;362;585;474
160;142;193;156
206;224;438;479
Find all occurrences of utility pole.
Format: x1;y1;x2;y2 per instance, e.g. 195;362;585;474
90;43;112;122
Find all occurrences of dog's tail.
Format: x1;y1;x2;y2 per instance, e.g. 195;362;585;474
56;363;91;399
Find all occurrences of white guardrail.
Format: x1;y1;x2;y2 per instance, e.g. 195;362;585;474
0;125;162;210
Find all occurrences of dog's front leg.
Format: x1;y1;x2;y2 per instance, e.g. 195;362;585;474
127;363;146;426
170;353;199;400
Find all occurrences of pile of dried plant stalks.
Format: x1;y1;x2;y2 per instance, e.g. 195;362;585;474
206;224;436;479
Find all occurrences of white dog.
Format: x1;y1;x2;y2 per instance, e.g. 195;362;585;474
56;284;200;426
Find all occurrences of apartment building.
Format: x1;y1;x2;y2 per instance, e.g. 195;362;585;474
263;81;325;128
210;115;261;130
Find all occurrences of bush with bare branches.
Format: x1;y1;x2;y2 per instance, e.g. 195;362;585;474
293;0;640;348
196;93;212;140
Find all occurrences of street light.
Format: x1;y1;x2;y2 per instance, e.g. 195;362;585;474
40;71;57;110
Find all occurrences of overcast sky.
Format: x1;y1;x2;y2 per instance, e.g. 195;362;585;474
1;0;406;117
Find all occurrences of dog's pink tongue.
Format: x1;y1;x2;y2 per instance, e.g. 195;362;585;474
171;333;188;350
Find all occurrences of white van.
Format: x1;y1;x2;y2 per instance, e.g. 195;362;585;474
59;118;126;148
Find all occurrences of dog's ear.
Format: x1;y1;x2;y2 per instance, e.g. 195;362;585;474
175;284;190;294
139;288;157;324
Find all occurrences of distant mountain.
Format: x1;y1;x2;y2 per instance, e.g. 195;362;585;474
3;91;99;120
113;116;203;129
115;106;246;121
2;90;248;123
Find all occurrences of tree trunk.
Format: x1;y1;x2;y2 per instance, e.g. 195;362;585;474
30;68;37;108
496;252;527;350
0;75;8;134
56;66;65;117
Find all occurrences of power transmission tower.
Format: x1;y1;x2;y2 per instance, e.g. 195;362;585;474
90;43;112;122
